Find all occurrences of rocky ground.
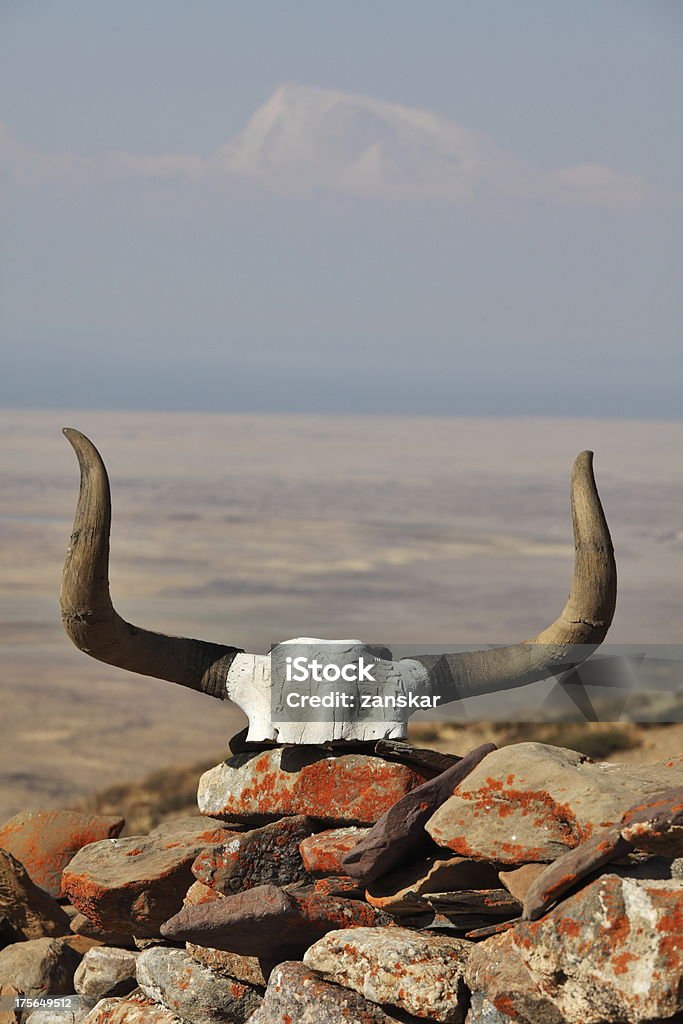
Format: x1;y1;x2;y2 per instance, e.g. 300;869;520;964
0;731;682;1024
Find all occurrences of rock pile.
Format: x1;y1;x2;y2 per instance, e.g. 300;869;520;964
0;741;681;1024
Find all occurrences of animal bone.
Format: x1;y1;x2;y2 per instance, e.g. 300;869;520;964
60;429;617;743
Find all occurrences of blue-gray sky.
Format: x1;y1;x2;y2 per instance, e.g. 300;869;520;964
2;1;681;416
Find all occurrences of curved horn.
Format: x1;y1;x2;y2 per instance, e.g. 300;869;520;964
410;451;617;700
60;428;242;698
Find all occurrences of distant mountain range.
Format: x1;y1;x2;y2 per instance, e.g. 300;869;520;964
213;83;646;206
1;82;647;206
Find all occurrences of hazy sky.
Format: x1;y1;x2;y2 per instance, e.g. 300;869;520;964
2;2;681;416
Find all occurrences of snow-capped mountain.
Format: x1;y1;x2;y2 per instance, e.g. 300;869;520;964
217;82;518;201
1;82;648;206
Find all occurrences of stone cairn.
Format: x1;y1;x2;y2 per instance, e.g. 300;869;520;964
1;737;682;1024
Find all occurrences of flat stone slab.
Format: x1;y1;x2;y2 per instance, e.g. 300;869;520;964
425;889;521;919
299;827;369;876
161;883;389;959
365;854;500;915
136;946;262;1024
313;875;366;899
192;816;314;894
426;743;683;864
342;743;496;884
0;849;71;940
186;944;267;988
522;827;631;921
304;926;472;1023
246;960;419;1024
198;748;425;825
0;810;124;898
468;874;683;1024
74;947;139;1000
620;785;683;856
62;827;228;937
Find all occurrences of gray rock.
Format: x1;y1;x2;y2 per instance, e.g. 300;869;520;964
25;1001;94;1024
245;960;416;1023
81;992;185;1022
468;873;683;1024
426;743;683;863
0;937;82;997
465;930;563;1024
465;993;518;1024
74;947;139;1000
136;947;262;1024
304;926;472;1023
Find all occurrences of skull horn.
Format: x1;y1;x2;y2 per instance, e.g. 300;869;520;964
410;450;617;700
60;429;242;698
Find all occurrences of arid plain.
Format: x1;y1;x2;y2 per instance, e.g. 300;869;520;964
1;410;682;822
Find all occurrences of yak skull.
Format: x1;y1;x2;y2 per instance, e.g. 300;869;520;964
60;429;617;745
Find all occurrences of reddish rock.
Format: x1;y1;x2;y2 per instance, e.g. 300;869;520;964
197;748;425;825
0;849;71;939
498;863;550;906
192;816;314;894
184;880;224;907
522;827;631;921
313;875;366;899
160;883;390;958
299;827;369;876
62;827;227;937
342;743;496;884
0;810;124;898
426;743;683;864
186;943;267;987
620;785;683;856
